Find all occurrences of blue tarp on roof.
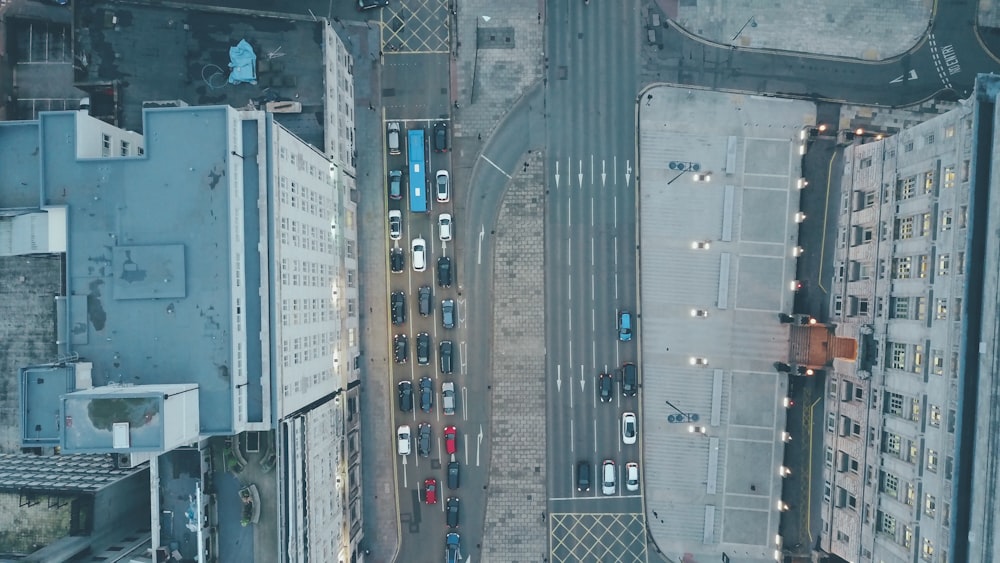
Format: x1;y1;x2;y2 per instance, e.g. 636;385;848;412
228;39;257;85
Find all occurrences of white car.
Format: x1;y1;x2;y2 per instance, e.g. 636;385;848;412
625;462;639;492
622;412;637;445
436;170;450;202
438;213;452;241
442;381;456;415
397;425;411;456
412;237;427;272
601;460;616;496
388;210;402;241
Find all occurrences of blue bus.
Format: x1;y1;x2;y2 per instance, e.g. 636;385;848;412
407;129;428;213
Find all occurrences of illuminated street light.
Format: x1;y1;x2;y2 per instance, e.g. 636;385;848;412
794;212;807;223
792;246;804;257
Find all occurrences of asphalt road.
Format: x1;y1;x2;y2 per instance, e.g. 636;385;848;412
543;0;643;531
657;0;1000;106
381;51;491;563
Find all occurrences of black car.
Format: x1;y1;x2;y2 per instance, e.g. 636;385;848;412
437;256;452;287
598;373;613;402
419;376;434;413
447;461;460;489
440;340;454;374
397;380;413;412
393;334;407;363
442;299;455;329
433;121;449;152
446;497;460;528
390;248;404;273
418;285;432;316
357;0;389;10
391;291;406;325
577;461;591;492
418;423;432;457
621;362;638;397
416;332;431;365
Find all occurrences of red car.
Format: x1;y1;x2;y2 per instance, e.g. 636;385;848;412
424;478;438;504
444;426;458;455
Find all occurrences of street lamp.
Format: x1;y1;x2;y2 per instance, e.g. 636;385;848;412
731;16;757;43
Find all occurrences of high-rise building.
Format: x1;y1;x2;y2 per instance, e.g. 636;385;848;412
821;74;1000;563
0;98;361;561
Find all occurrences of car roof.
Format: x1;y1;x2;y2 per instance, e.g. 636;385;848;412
389;209;401;217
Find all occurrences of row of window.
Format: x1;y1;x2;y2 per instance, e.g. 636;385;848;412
278;146;335;186
886;342;960;376
876;510;945;561
100;133;144;157
280;367;334;394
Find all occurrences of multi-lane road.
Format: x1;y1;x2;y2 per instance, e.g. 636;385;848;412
542;0;646;557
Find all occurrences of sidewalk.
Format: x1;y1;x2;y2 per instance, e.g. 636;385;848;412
654;0;929;61
343;20;401;563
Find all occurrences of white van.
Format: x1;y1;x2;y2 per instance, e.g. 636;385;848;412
601;460;616;495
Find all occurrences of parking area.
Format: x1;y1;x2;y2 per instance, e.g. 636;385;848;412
636;86;816;559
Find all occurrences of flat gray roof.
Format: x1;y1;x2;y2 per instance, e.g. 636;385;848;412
0;107;242;435
637;86;815;560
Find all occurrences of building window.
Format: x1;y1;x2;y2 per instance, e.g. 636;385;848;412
915;296;927;320
886;391;905;415
858;298;870;316
895;216;914;240
935;298;948;320
945;125;956;138
346;269;355;288
922;538;935;560
864;190;877;208
918;254;929;278
102;133;112;157
911;398;922;421
903;526;914;548
881;471;900;498
941;210;953;231
954;297;963;321
938;254;950;276
883;431;901;454
833;295;843;316
929;404;941;427
890;342;907;369
943;165;956;188
897;176;916;199
959;205;968;229
905;141;915;153
919;212;932;237
912;344;924;374
926;449;938;472
878;511;897;535
932;350;945;375
346;239;355;259
957;251;966;273
893;257;912;279
962;159;971;182
926;133;935;145
120;140;130;156
924;169;936;193
891;297;910;319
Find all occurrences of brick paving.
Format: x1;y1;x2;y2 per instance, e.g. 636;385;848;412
480;151;548;563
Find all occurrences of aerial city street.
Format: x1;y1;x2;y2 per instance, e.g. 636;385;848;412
2;0;1000;562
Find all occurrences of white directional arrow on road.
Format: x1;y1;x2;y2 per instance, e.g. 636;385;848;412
557;364;562;392
477;225;484;265
457;298;467;326
890;69;918;83
625;159;632;187
580;364;586;391
476;425;484;467
554;160;560;189
578;159;584;187
601;159;607;187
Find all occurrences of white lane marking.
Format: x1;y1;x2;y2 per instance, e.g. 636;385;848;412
401;456;407;483
591;236;595;266
568;308;572;333
591;273;595;301
567;157;572;188
457;298;467;326
555;160;561;188
460;341;467;375
614;235;618;266
614;195;618;228
578;159;583;188
568;237;572;266
570;419;575;452
464;434;469;465
579;364;585;391
625;159;632;187
592;341;596;370
476;424;483;467
591;308;595;332
615;273;619;299
601;159;607;187
594;418;598;453
590;154;595;185
568;195;572;227
614;156;618;186
462;386;468;421
590;196;594;226
557;364;562;392
480;153;512;178
568;274;572;301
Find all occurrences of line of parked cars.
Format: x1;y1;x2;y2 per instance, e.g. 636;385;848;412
384;119;464;546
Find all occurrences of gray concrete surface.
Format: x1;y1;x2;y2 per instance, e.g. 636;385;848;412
659;0;931;61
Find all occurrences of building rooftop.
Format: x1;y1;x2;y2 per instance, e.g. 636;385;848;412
0;107;243;436
73;1;328;149
638;86;815;560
